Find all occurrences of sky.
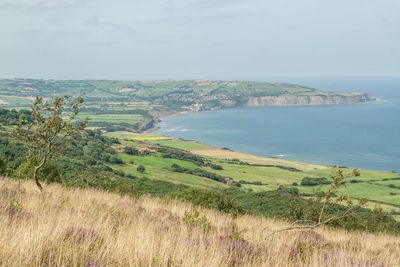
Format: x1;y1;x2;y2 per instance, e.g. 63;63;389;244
0;0;399;80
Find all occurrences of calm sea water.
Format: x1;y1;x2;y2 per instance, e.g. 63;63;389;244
157;77;400;172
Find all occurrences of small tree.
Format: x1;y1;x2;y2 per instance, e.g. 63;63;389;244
13;96;88;191
266;167;368;237
137;165;146;173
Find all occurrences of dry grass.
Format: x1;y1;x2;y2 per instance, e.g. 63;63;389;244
0;178;399;267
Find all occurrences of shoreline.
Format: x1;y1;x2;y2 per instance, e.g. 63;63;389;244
146;98;400;173
146;94;377;133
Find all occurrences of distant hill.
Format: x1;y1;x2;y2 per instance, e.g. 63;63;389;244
0;79;375;132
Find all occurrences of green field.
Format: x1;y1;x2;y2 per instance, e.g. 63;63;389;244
106;131;171;141
0;95;33;106
373;179;400;187
296;183;400;206
79;113;144;124
149;139;213;150
104;131;400;217
112;154;225;189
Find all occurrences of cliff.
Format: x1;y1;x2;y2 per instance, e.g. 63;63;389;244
242;93;375;107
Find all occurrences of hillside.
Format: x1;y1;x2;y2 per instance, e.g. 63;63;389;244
1;178;399;267
0;79;375;132
1;110;399;225
104;131;400;220
1;104;400;266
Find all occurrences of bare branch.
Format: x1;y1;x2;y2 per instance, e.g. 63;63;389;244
265;167;368;239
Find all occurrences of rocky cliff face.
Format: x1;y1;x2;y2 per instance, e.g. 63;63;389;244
243;94;375;107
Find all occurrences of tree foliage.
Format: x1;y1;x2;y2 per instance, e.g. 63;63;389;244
0;109;32;126
0;156;10;175
13;96;88;190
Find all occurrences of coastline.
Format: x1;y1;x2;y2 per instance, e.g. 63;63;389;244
146;93;376;133
148;96;400;172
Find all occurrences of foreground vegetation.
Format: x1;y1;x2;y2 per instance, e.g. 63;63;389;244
0;178;399;267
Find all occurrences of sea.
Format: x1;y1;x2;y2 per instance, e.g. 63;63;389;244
157;76;400;172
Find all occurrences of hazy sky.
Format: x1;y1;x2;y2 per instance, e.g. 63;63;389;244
0;0;399;80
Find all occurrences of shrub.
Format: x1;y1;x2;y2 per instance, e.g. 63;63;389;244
16;158;61;183
0;156;8;175
238;180;266;186
183;209;212;233
109;156;124;165
277;186;300;196
137;165;146;173
209;164;223;170
170;164;228;183
109;137;121;144
228;221;246;241
158;147;204;166
171;188;243;216
171;163;183;172
300;177;331;186
124;147;139;155
232;182;242;187
113;169;125;177
190;169;226;183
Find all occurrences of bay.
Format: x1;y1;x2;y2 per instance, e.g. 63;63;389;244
157;76;400;172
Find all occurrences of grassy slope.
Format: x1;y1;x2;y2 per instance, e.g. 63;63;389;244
114;154;224;189
78;113;143;124
105;131;400;215
1;178;399;267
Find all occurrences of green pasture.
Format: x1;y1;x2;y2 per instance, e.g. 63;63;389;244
80;113;143;124
372;179;400;187
104;131;400;212
113;154;224;189
104;132;171;143
215;162;308;185
0;95;33;106
149;139;212;150
295;182;400;207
